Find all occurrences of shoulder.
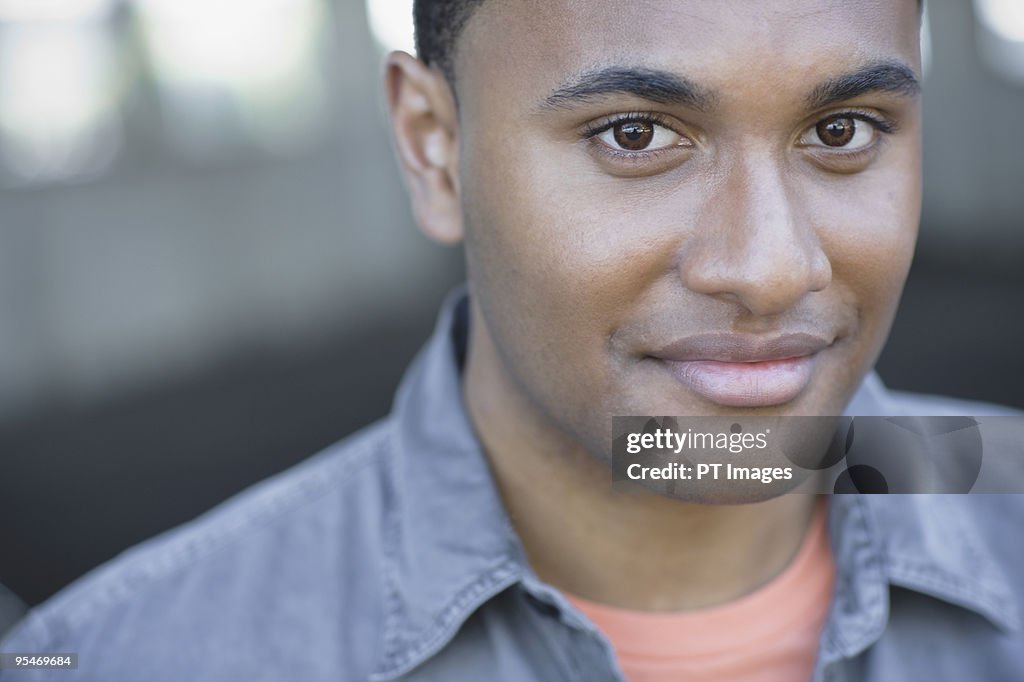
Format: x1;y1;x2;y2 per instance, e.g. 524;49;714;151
0;418;398;682
847;373;1022;418
876;385;1024;491
883;387;1022;417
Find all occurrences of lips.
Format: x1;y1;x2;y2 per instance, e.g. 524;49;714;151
650;333;832;407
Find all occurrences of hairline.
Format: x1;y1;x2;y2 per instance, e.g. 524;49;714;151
417;0;925;91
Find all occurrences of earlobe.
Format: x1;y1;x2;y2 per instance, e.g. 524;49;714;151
384;51;464;245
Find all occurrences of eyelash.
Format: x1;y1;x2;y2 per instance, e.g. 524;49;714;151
581;111;689;163
582;110;676;139
834;110;897;136
811;109;897;149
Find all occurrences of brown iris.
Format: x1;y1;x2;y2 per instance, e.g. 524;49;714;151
613;121;655;150
816;117;856;147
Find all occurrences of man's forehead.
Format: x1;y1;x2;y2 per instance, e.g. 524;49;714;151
461;0;921;104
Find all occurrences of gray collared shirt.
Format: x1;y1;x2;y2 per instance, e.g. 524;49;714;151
2;288;1023;681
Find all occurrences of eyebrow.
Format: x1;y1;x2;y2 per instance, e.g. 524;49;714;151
538;60;920;114
806;61;921;109
539;66;716;112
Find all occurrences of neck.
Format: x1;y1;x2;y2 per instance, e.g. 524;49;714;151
463;305;819;611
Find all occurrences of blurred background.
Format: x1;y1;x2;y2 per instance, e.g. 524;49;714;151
0;0;1022;634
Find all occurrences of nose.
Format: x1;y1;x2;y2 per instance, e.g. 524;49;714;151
678;157;831;317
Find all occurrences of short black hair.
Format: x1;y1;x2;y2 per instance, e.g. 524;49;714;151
413;0;487;84
413;0;923;85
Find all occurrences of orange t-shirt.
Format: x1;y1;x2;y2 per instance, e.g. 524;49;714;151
565;502;835;682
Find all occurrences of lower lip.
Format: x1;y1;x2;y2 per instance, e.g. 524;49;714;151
660;355;818;408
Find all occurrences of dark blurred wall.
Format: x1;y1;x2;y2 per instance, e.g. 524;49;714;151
877;0;1024;407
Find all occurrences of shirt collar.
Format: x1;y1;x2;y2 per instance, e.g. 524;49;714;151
373;287;1019;679
371;286;527;681
871;494;1017;622
838;376;1020;641
820;493;1020;668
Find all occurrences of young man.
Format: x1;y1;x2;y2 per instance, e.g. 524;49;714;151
2;1;1022;680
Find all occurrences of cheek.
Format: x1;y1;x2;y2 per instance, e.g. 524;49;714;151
814;164;921;333
459;137;702;428
462;139;676;346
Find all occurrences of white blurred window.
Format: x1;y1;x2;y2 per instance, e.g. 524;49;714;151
975;0;1024;86
0;0;121;184
366;0;414;55
137;0;330;160
0;0;335;185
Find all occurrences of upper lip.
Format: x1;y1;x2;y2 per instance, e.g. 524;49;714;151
650;332;832;363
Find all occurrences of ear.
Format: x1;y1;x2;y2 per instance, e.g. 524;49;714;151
385;51;463;244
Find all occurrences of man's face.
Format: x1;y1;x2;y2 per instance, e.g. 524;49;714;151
454;0;922;456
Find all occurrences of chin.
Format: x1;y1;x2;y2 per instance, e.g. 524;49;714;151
616;472;812;505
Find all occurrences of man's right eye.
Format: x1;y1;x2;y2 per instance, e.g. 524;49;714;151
595;120;685;153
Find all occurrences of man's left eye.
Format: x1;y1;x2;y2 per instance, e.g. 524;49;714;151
801;115;877;150
597;121;684;152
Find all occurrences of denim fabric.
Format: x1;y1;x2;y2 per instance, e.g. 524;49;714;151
2;288;1022;681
